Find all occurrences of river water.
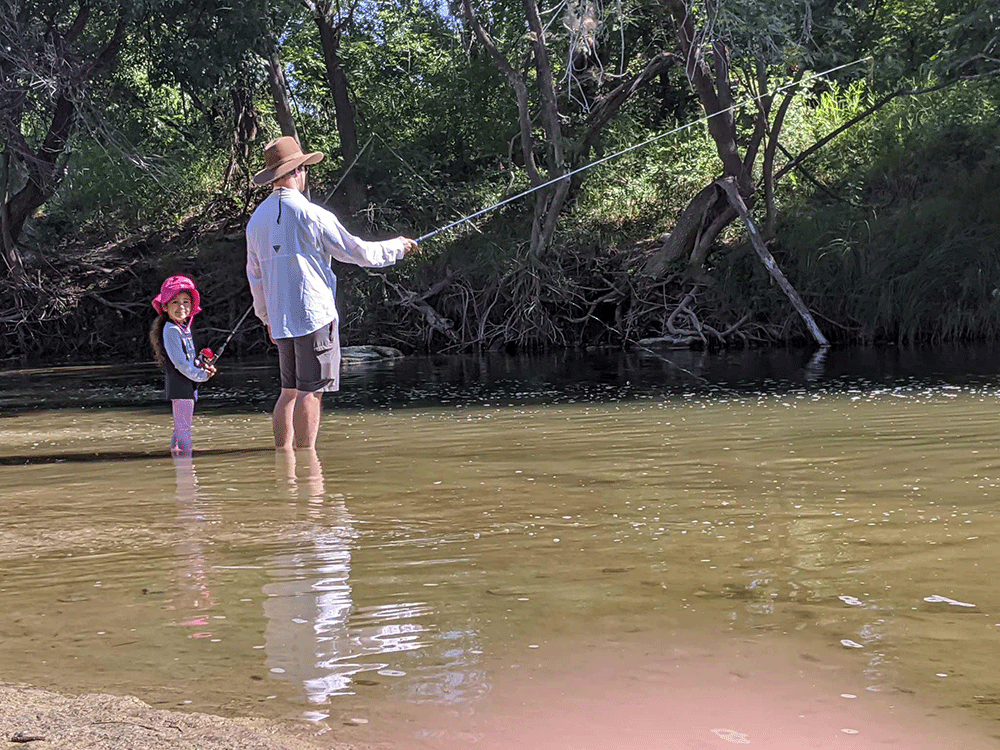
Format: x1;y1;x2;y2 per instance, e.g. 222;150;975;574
2;347;1000;748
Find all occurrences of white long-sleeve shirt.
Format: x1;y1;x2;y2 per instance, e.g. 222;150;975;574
245;188;406;339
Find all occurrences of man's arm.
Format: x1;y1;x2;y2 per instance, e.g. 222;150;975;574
316;208;417;267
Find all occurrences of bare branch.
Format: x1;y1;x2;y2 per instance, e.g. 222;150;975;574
582;53;678;156
772;80;961;185
462;0;542;185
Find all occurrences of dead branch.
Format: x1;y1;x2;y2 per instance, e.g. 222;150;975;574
717;176;828;347
369;271;457;341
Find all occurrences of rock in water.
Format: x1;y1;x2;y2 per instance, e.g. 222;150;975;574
341;345;404;362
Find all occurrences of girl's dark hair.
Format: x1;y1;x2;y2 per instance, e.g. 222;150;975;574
150;312;169;369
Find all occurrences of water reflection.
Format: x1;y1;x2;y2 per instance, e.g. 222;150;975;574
9;345;1000;415
261;448;487;711
263;449;359;704
804;346;829;382
168;457;217;639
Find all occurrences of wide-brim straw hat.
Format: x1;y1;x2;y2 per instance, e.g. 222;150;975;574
252;136;325;186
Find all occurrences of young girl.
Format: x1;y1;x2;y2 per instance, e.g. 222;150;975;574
150;275;216;456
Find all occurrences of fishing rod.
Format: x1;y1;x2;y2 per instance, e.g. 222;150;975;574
204;60;866;367
415;57;870;244
198;303;253;367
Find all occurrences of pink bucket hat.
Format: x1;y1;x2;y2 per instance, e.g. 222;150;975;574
152;275;202;317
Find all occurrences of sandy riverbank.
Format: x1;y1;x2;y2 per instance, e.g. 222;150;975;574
0;683;361;750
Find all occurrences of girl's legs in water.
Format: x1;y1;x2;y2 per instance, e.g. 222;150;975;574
171;398;195;456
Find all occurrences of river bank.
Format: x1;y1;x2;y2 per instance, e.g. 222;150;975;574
10;204;994;367
0;683;352;750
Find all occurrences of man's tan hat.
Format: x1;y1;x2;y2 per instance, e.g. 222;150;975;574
252;136;324;186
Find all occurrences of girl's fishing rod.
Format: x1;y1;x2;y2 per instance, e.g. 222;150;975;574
199;303;253;366
415;57;869;244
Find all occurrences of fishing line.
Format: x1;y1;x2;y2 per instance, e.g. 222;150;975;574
415;57;869;244
375;132;486;237
635;343;708;382
323;134;374;204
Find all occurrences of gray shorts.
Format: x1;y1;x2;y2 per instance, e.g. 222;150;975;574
275;320;341;393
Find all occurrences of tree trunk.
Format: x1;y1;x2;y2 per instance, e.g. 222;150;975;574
564;0;601;109
638;0;755;281
1;149;24;279
1;7;126;258
264;40;300;142
461;0;542;184
6;93;76;242
760;70;802;239
522;0;569;258
646;4;804;281
661;0;747;189
644;184;718;276
462;0;570;259
224;79;260;188
315;17;365;213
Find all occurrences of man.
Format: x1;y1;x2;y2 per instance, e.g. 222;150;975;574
246;136;418;450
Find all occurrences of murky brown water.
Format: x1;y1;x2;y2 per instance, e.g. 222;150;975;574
2;352;1000;747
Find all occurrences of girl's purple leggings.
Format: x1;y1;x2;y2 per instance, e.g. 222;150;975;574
171;399;195;456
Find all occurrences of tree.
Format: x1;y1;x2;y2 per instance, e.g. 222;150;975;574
937;0;1000;79
462;0;570;260
301;0;367;213
643;0;827;279
460;0;677;260
263;30;301;143
140;0;269;190
0;0;130;278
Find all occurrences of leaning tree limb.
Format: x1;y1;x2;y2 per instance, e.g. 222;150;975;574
716;177;828;348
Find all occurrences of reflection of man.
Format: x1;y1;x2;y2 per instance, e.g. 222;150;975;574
276;448;325;507
246;136;418;451
261;453;483;710
264;449;360;703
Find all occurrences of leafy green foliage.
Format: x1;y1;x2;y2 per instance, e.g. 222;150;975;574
778;79;1000;342
9;0;1000;354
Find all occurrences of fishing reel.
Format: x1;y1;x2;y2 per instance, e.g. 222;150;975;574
194;348;216;369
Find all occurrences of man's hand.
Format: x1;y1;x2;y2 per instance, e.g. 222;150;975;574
266;324;276;345
399;237;419;255
204;364;218;378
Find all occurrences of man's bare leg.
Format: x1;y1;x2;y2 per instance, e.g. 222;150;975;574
273;388;298;449
292;390;323;449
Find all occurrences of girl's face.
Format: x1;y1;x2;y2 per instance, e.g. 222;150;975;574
166;292;193;325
